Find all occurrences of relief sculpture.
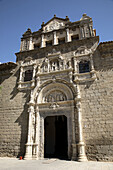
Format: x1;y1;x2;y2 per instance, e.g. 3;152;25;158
45;90;67;103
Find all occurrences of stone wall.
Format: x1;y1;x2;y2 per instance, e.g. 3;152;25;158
0;64;30;157
80;46;113;161
0;41;113;161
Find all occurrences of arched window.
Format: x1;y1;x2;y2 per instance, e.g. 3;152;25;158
24;70;33;82
79;61;90;73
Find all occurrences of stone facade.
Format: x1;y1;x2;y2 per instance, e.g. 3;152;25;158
0;14;113;161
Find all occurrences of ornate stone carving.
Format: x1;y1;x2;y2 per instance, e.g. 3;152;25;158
49;102;59;110
74;46;92;56
38;56;73;74
45;90;67;103
44;20;64;32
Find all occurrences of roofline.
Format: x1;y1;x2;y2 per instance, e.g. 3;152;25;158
43;16;69;27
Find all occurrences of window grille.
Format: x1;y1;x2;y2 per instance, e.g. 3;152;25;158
79;61;90;73
24;70;33;82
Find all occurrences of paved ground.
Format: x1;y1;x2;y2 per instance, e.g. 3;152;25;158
0;158;113;170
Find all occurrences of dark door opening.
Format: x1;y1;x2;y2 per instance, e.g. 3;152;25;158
44;115;68;159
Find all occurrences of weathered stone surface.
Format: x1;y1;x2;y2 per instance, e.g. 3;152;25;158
0;15;113;161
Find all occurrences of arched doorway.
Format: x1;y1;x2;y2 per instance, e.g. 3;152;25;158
25;81;76;160
44;115;68;159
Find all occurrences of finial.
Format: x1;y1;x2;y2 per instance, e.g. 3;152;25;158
54;14;56;17
65;16;69;21
27;28;31;31
83;13;87;17
41;22;45;29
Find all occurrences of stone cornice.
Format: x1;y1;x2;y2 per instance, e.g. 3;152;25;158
15;36;99;62
36;68;73;76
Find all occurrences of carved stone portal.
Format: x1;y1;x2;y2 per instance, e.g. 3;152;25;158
44;90;67;103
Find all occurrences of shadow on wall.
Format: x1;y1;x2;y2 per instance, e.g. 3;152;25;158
93;45;113;72
8;65;30;158
86;138;113;161
0;63;30;158
15;91;30;158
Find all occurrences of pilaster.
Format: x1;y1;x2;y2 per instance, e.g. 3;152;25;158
18;66;23;89
66;28;70;42
79;26;85;39
76;84;88;162
41;34;44;48
53;31;57;45
29;37;33;50
31;65;36;87
32;106;40;159
24;104;34;160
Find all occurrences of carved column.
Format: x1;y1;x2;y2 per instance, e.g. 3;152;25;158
32;106;40;159
80;26;85;39
90;54;96;79
66;28;70;42
31;65;36;87
68;59;73;83
76;84;87;161
71;101;77;160
90;54;94;71
73;57;79;82
24;104;34;159
18;66;23;89
53;31;57;45
41;34;44;48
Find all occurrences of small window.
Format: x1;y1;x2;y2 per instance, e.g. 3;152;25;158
71;35;79;41
24;70;33;82
34;43;40;49
46;40;52;47
58;38;65;45
79;61;90;73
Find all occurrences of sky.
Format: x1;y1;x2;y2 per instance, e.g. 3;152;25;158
0;0;113;63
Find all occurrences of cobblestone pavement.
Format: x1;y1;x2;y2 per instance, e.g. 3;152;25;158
0;158;113;170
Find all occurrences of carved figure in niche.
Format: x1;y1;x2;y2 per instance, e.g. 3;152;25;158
84;25;90;37
40;58;49;73
56;94;66;101
50;59;59;71
48;95;55;102
43;64;48;72
45;90;67;103
52;61;56;71
59;61;63;70
56;94;60;101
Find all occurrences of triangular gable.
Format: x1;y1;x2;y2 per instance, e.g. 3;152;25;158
42;16;69;33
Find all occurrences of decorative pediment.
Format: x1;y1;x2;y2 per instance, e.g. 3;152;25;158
21;58;36;67
41;15;69;33
74;46;92;56
43;19;65;32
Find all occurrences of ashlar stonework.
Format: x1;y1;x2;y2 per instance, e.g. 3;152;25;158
0;14;113;161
